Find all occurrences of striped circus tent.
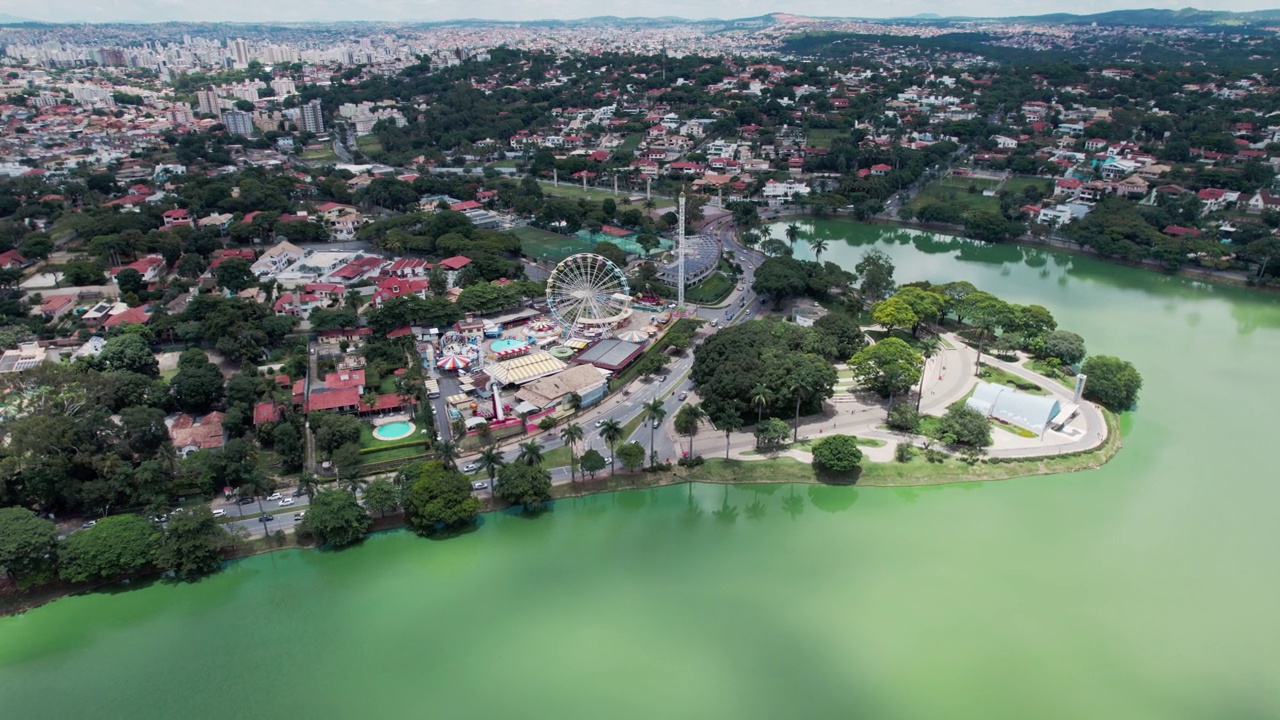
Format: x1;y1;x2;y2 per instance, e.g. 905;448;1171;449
436;354;471;371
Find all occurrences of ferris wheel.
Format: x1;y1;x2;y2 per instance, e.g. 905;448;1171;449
545;253;633;329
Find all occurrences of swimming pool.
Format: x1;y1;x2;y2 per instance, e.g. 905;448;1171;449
372;421;415;441
491;338;527;353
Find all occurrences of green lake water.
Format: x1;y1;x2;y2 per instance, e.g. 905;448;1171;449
3;220;1279;719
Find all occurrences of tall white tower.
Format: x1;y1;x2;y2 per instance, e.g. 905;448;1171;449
676;192;686;310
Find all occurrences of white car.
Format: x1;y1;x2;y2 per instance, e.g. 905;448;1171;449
595;419;605;428
472;481;489;490
463;463;478;472
266;492;282;501
278;498;295;507
212;509;226;519
294;511;306;521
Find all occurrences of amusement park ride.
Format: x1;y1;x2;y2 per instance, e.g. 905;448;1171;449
439;200;693;430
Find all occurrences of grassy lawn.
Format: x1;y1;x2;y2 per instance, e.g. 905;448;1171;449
1002;176;1053;196
685;272;734;305
538;181;622;202
300;148;338;163
908;176;999;214
507;225;596;263
356;445;429;468
355;135;382;155
378;375;398;393
977;363;1048;395
618;133;643;152
807;129;845;148
487;158;520;168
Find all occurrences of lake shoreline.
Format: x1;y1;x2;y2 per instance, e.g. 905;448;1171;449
0;409;1121;619
785;213;1278;295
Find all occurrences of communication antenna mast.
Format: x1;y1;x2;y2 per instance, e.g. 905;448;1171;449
677;192;686;310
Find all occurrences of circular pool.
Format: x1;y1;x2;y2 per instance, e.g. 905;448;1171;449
491;338;527;353
372;421;415;441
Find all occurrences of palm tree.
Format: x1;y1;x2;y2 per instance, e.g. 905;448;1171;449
297;471;322;503
808;236;829;263
674;403;706;459
517;440;544;466
750;383;770;427
915;336;943;412
716;411;743;459
643;398;667;466
434;440;459;470
560;422;584;482
341;474;368;496
785;223;800;249
478;446;505;481
790;376;812;443
598;419;624;475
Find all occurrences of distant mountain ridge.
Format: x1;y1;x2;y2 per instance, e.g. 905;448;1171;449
5;8;1280;29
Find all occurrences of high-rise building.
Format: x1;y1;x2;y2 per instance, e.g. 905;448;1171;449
169;105;194;125
196;89;220;116
221;110;254;137
231;38;249;67
270;78;296;97
300;98;325;134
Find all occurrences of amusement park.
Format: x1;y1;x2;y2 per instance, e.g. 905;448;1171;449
416;244;691;447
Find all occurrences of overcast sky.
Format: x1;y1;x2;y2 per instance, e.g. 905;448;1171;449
2;1;1276;24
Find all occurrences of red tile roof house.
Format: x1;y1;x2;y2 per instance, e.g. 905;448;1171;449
102;304;155;328
273;292;327;317
39;293;77;320
437;255;472;288
373;277;429;307
208;248;255;270
161;207;193;228
326;256;386;284
385;258;433;278
112;255;168;285
169;411;226;457
1163;225;1204;238
0;250;29;269
253;402;284;426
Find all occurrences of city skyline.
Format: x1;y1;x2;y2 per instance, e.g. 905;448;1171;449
2;0;1278;24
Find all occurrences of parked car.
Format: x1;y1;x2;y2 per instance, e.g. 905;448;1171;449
472;481;489;490
279;498;295;507
259;515;274;523
238;497;256;505
212;509;226;519
266;492;282;501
